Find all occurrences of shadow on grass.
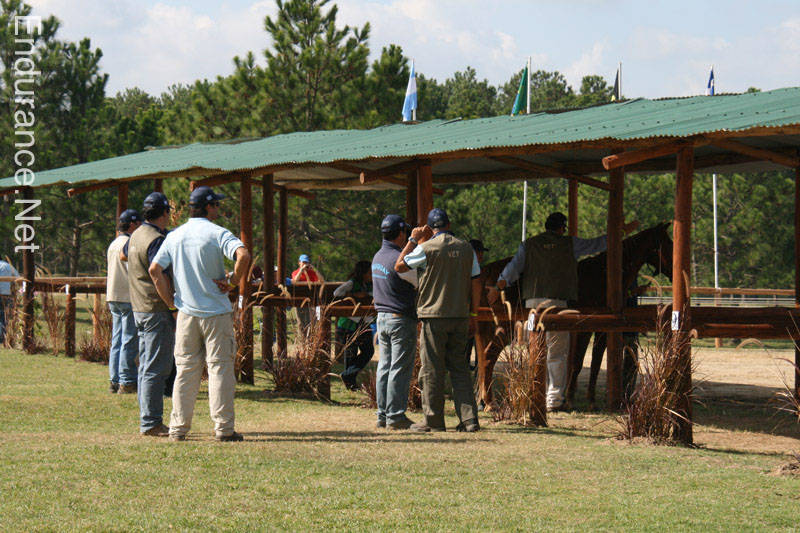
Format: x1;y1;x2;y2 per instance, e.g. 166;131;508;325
242;430;489;444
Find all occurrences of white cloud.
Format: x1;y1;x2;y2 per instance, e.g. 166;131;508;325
564;40;607;89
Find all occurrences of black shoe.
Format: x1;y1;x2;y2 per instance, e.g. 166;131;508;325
387;416;415;430
108;382;119;394
455;419;480;433
409;423;445;433
376;418;386;429
215;432;244;442
341;376;358;391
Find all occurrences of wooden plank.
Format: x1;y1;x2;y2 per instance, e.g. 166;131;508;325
68;180;118;197
262;174;275;369
711;139;800;168
190;171;246;191
238;175;254;384
490;156;611;191
276;187;288;358
603;139;701;170
416;165;434;226
606;151;624;410
273;185;315;200
673;146;695;445
406;171;418;228
359;159;430;184
642;285;794;296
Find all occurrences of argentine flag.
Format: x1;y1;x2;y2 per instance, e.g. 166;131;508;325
402;60;417;122
706;66;715;96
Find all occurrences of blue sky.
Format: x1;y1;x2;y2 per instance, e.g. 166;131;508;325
29;0;800;100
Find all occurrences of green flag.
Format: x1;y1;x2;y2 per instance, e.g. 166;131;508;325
511;64;529;116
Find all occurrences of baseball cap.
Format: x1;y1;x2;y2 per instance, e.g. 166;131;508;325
545;212;568;231
469;239;489;252
299;254;310;263
119;209;141;223
143;192;170;210
189;186;226;208
426;208;450;229
380;214;408;234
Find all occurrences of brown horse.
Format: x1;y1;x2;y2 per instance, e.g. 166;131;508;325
475;222;673;409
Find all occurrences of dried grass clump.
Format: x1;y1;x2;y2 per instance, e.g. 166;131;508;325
772;357;800;424
2;289;22;349
492;325;547;426
360;370;377;408
40;287;65;355
268;305;332;400
617;308;695;444
78;306;112;363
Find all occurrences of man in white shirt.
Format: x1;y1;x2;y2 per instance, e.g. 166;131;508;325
106;209;141;394
150;186;250;442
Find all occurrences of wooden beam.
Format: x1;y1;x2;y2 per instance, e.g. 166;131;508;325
602;139;705;170
153;178;163;193
416;164;434;226
189;172;246;191
606;150;624;410
360;159;430;184
490;156;611;191
406;171;417;229
276;187;288;358
238;175;254;384
673;145;695;445
568;179;578;237
21;187;35;353
273;184;315;200
68;180;118;197
262;174;275;370
711;139;800;168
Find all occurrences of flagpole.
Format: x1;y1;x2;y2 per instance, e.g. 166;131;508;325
618;61;622;98
412;58;416;121
522;57;531;241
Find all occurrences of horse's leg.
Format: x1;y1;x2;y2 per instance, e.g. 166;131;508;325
566;331;591;409
587;332;607;410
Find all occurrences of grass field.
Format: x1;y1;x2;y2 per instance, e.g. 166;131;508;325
2;346;800;532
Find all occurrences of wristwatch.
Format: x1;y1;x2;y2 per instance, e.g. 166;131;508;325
409;236;418;244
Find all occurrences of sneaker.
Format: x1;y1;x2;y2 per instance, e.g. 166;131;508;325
376;418;386;429
141;424;169;437
387;416;415;430
455;419;480;433
108;382;119;394
168;434;185;442
117;384;137;394
215;432;244;442
409;423;446;433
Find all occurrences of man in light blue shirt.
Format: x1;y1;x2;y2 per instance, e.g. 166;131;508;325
150;186;250;442
0;259;19;344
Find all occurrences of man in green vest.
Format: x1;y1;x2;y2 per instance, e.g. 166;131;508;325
395;208;481;433
488;212;638;412
126;192;175;437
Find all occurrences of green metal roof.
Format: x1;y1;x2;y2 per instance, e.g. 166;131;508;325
4;87;800;191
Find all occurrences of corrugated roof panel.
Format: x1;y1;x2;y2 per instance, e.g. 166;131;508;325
3;88;800;190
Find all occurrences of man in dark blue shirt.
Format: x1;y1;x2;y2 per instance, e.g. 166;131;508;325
372;214;418;430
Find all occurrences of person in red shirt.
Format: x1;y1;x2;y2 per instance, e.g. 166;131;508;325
291;254;325;338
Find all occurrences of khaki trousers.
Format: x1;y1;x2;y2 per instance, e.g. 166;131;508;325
526;298;569;408
169;311;237;438
419;317;479;428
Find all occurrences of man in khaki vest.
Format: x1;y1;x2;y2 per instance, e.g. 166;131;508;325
126;192;174;437
396;208;481;433
106;209;141;394
489;212;638;412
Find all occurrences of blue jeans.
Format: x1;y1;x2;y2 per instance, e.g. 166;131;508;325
108;301;138;385
376;313;417;423
134;311;175;432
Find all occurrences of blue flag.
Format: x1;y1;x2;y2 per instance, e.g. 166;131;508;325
402;60;417;122
706;66;715;96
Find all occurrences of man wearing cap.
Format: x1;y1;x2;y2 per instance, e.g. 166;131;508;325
126;192;174;436
488;211;638;412
291;254;325;338
150;186;250;442
372;214;419;430
395;208;482;433
106;209;142;394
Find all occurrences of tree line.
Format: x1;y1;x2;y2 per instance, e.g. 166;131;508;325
0;0;793;288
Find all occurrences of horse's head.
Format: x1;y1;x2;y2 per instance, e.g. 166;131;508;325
642;221;673;281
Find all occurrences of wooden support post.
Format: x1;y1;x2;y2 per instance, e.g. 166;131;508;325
116;184;128;235
529;325;548;427
568;179;578;237
153;179;163;193
262;175;275;370
276;187;288;358
416;164;433;226
795;163;800;401
673;146;695;444
21;187;35;353
606;156;624;410
317;317;333;401
566;178;579;407
238;175;254;384
65;285;76;358
92;293;103;343
406;171;418;227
